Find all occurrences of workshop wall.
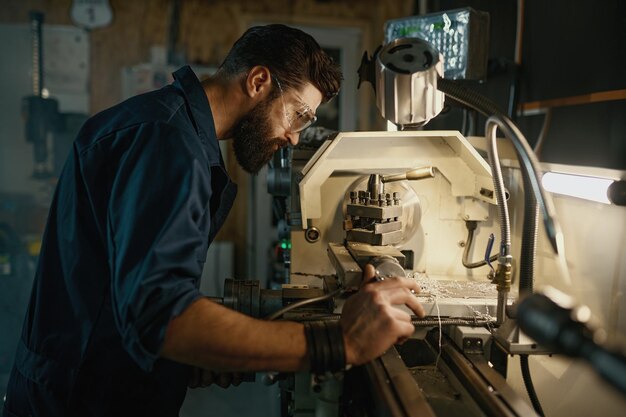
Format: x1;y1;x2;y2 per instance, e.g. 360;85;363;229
1;3;625;415
1;0;411;114
0;0;413;279
4;0;623;277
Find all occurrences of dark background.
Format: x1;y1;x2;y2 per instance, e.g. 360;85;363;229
424;0;626;170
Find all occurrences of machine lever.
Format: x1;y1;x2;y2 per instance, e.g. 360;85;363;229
382;166;435;183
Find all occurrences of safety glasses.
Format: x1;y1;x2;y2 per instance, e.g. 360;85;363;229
273;76;318;133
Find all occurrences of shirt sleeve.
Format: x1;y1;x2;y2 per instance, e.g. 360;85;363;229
106;122;211;372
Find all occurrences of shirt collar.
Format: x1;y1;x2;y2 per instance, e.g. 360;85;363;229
172;65;222;166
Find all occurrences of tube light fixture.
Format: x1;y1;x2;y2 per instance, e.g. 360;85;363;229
541;172;613;204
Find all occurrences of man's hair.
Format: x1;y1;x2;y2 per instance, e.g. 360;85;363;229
218;24;342;102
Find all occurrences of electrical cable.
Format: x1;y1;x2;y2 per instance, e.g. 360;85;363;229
268;289;347;374
462;220;499;268
520;355;545;417
265;288;344;321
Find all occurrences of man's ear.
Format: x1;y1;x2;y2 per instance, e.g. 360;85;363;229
244;66;272;99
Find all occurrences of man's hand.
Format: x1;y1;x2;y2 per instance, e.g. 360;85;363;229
188;367;244;389
340;264;425;366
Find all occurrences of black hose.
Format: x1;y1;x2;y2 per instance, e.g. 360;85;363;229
437;77;545;416
515;146;543;416
520;355;545;417
518;170;539;296
438;78;506;117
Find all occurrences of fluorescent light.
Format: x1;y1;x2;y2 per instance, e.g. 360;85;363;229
542;172;613;204
541;172;614;204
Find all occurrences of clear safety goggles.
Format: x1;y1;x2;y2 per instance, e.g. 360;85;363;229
274;76;318;133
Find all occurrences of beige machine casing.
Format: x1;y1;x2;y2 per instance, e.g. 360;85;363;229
290;130;626;416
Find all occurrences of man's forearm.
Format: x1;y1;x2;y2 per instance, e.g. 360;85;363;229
161;267;426;372
161;297;309;372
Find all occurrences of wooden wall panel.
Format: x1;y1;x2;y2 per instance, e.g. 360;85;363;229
1;0;412;111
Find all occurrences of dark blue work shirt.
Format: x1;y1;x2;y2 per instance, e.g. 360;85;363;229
3;66;237;417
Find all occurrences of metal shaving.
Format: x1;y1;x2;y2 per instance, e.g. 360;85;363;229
407;272;498;323
408;272;499;300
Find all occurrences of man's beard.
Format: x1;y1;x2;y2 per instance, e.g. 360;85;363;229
232;98;284;174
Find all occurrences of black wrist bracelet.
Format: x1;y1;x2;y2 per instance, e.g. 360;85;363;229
312;322;328;373
325;321;346;372
303;323;317;372
304;321;346;374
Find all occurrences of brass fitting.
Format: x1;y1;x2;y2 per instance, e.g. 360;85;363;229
493;261;513;292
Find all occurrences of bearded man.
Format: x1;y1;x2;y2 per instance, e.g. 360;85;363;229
3;24;423;417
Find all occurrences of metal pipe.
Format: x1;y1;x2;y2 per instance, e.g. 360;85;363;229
485;115;561;254
486;122;512;256
496;290;509;325
412;318;494;327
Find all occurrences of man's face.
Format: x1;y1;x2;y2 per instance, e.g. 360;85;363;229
232;96;283;174
232;82;322;174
